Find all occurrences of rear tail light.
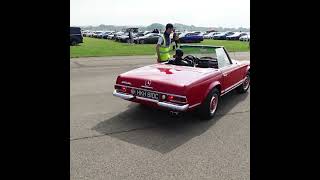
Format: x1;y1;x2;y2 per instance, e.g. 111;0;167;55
115;85;131;94
121;87;127;93
167;95;174;101
166;95;187;104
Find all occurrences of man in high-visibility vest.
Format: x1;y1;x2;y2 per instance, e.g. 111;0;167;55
156;23;174;63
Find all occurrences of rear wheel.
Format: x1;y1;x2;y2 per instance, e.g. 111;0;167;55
199;88;220;120
140;40;144;44
237;73;250;93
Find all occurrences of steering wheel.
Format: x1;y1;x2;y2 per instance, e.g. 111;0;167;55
184;55;198;66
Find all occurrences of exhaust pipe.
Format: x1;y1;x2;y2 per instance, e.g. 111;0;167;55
169;111;180;116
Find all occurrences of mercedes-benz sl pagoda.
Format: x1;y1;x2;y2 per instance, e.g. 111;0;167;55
113;45;250;119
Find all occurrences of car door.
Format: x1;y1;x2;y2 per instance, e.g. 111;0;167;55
216;47;240;92
225;47;244;83
151;34;160;44
185;33;191;42
191;33;197;41
145;34;152;43
188;33;193;41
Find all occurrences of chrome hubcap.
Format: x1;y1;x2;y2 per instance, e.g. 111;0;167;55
243;75;250;90
210;95;218;114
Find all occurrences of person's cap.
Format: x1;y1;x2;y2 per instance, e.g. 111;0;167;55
166;23;174;30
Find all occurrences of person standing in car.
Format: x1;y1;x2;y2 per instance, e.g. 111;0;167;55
155;23;174;63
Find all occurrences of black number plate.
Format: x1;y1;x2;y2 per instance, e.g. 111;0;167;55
134;89;159;100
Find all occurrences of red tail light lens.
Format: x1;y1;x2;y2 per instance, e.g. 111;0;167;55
167;95;174;101
121;87;127;92
166;95;187;104
174;96;187;103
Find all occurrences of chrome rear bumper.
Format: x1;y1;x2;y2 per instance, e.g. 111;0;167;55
157;102;189;111
112;90;134;100
113;90;189;111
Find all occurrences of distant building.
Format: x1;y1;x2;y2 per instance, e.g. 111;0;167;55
124;28;139;33
206;29;217;33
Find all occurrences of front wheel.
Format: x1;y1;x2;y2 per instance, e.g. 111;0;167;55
237;74;250;93
198;88;220;120
71;40;77;46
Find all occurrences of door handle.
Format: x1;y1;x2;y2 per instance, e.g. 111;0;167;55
223;73;228;77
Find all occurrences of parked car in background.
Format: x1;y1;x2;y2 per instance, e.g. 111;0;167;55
93;31;103;38
226;32;248;40
178;32;204;43
135;31;148;38
134;33;161;44
107;32;116;40
102;31;114;39
143;31;151;36
204;32;220;39
239;33;250;41
213;32;234;40
118;35;130;42
96;31;106;38
117;32;137;43
88;31;96;37
113;31;125;40
70;27;83;46
115;32;127;42
96;31;113;39
86;31;94;37
82;30;90;37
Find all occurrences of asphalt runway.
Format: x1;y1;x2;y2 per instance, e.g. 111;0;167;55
70;53;250;180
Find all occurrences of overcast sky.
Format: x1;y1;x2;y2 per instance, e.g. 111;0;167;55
70;0;250;28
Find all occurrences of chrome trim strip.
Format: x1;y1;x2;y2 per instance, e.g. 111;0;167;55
221;80;243;94
135;96;158;103
136;96;187;105
224;80;244;92
189;103;201;108
140;85;153;89
121;81;132;85
115;84;187;99
157;102;189;111
112;90;134;100
170;99;187;103
221;78;245;96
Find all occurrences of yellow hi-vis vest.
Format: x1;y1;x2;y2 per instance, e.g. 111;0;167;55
158;34;171;62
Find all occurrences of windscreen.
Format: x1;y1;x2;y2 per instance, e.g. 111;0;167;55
179;45;218;59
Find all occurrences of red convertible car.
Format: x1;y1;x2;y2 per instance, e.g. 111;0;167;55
113;45;250;119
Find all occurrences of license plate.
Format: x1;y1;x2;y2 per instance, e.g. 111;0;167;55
134;89;159;100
